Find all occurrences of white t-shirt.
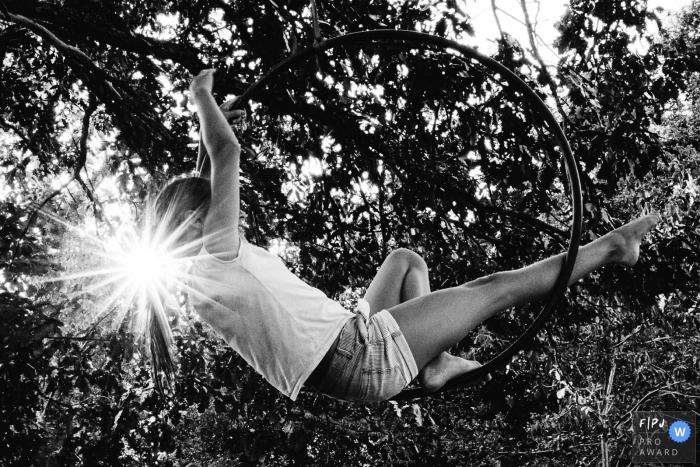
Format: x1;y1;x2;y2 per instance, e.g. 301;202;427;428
187;240;353;400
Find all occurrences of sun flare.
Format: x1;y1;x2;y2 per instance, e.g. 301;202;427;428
33;190;232;356
118;237;174;295
38;208;196;330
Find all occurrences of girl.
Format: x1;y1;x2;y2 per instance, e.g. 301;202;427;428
151;69;660;402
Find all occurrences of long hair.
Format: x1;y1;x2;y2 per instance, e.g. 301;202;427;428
142;176;211;390
152;177;212;246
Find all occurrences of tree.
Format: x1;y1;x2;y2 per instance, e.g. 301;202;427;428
1;0;698;465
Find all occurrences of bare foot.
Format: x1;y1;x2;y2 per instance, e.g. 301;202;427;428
605;213;660;267
418;353;491;393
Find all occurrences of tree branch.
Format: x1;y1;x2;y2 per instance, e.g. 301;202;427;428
610;320;650;349
0;114;51;160
613;381;683;430
0;10;122;103
12;92;101;261
31;381;77;412
518;0;569;126
303;410;389;436
2;0;208;74
75;93;98;181
45;336;112;342
490;0;505;40
0;5;183;169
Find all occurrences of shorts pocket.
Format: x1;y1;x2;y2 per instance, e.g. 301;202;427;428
335;317;358;359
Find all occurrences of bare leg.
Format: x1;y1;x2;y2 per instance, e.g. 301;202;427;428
363;249;486;391
363;249;431;314
387;213;660;392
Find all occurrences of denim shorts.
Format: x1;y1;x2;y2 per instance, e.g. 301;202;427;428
313;305;418;402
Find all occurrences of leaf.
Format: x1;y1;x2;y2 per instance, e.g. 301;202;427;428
391;401;402;418
411;404;423;427
601;208;614;226
112;409;123;432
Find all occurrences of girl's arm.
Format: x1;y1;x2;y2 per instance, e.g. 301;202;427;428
196;136;210;179
190;69;242;259
196;99;245;180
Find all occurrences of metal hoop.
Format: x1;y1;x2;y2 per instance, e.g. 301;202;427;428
233;30;583;400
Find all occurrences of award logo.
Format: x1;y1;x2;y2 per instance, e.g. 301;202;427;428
632;411;695;464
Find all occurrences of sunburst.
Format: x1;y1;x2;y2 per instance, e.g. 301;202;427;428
37;205;212;341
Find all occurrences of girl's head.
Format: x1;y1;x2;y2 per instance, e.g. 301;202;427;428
142;176;211;390
151;177;211;256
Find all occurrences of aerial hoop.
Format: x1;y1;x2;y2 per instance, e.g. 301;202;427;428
232;30;583;400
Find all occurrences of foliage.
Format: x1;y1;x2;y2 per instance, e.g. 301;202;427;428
1;0;699;466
